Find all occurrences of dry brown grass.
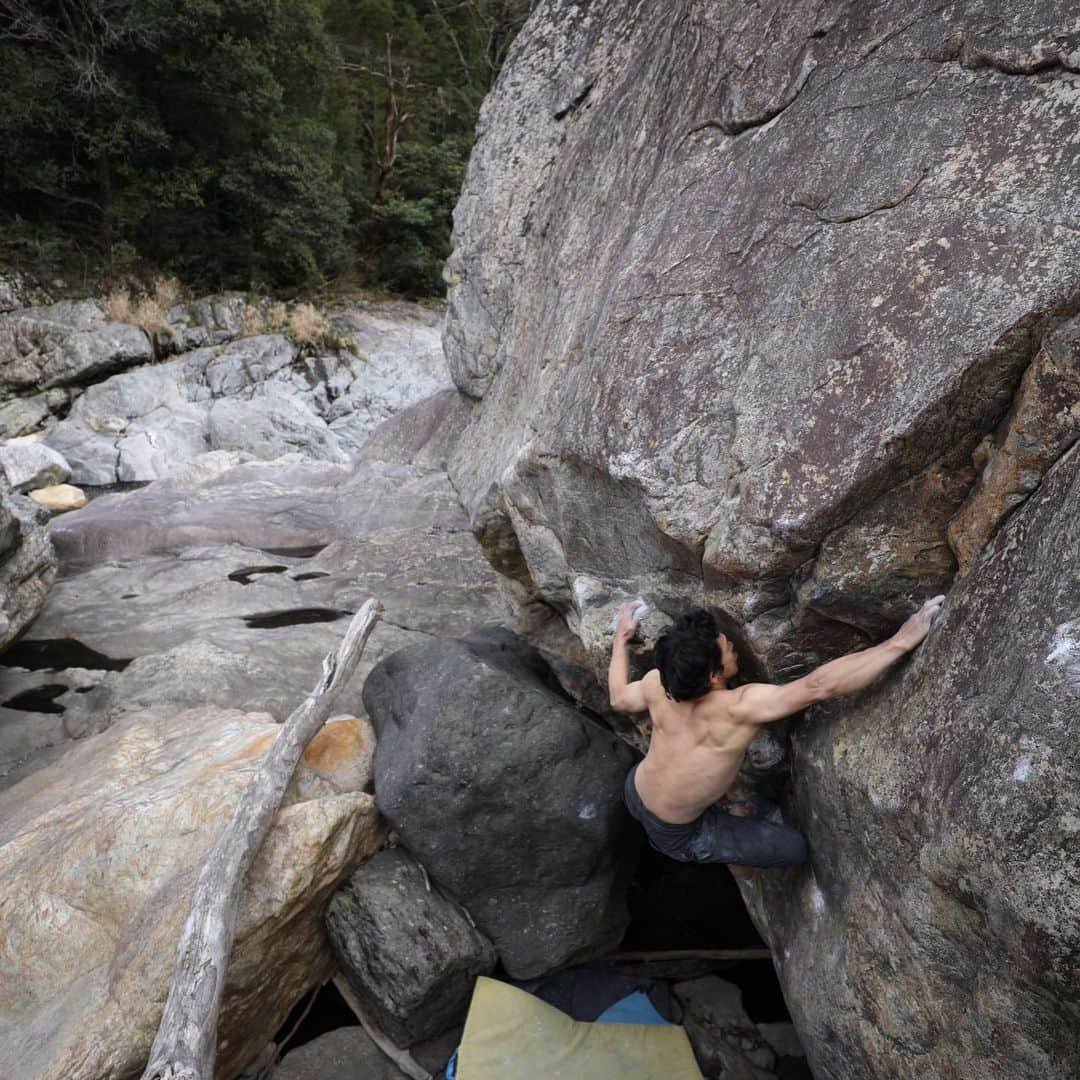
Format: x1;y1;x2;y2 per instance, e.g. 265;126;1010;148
132;294;171;335
103;287;133;323
287;302;331;345
241;305;266;336
265;301;288;331
239;299;289;338
104;277;184;337
152;275;183;310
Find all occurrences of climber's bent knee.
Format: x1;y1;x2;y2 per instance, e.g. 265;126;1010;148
689;808;808;868
624;767;808;869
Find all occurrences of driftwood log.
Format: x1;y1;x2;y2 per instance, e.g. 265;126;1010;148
142;598;383;1080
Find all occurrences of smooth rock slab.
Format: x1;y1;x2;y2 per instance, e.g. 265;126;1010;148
327;847;497;1047
0;395;509;785
444;0;1080;678
363;627;638;979
0;709;388;1080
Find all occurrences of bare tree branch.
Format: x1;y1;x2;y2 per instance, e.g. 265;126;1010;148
0;0;156;96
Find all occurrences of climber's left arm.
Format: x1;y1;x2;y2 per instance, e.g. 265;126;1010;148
609;602;648;713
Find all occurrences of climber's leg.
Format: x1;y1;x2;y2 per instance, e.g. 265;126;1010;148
684;803;808;868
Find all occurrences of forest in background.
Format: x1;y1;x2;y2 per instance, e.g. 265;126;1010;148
0;0;529;296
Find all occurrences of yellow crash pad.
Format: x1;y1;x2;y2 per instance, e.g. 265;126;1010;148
455;977;703;1080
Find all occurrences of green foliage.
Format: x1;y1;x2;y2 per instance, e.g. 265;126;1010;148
0;0;527;294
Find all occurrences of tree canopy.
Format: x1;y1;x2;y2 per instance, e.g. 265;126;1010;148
0;0;529;294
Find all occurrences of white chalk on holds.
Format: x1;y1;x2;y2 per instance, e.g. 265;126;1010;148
612;597;649;631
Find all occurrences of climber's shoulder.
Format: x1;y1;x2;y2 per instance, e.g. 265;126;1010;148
726;679;820;725
640;668;664;697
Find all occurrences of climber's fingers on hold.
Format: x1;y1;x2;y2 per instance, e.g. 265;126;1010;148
616;601;640;637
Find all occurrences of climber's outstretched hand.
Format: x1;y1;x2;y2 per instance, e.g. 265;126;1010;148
891;595;945;651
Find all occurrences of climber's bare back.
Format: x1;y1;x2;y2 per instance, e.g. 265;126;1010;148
631;671;761;823
615;595;945;825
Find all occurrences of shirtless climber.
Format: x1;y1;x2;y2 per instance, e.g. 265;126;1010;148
609;597;944;868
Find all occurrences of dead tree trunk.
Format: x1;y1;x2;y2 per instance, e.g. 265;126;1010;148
141;598;384;1080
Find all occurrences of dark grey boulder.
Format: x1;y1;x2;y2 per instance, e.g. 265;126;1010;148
272;1026;408;1080
363;627;638;979
326;848;496;1047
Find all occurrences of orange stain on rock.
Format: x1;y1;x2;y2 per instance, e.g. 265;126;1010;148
302;718;367;775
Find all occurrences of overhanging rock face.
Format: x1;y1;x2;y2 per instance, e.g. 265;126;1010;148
445;0;1080;676
741;444;1080;1079
445;1;1080;1076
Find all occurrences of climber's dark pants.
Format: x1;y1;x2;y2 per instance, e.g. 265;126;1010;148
623;765;808;868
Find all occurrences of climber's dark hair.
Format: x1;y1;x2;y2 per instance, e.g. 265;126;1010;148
653;608;722;702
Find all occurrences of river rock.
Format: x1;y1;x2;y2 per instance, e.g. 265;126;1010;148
326;301;451;451
158;292;250;354
0;298;151;394
208;393;349;464
673;977;776;1080
28;483;87;513
0;392;53;439
273;1026;409;1080
327;847;497;1047
0;709;388;1080
444;0;1080;678
0;441;71;492
0;475;55;655
739;443;1080;1080
363;627;638;979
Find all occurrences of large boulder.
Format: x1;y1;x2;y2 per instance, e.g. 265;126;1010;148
441;1;1080;1075
444;0;1080;676
738;443;1080;1078
0;299;151;395
0;709;388;1080
327;848;497;1046
325;301;451;451
363;627;638;979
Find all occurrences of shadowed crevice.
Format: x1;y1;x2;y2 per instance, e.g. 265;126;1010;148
242;608;350;629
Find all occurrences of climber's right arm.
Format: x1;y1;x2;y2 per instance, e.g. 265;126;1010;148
729;595;945;725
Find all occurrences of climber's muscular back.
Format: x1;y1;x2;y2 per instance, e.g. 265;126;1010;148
631;670;758;824
626;597;946;823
